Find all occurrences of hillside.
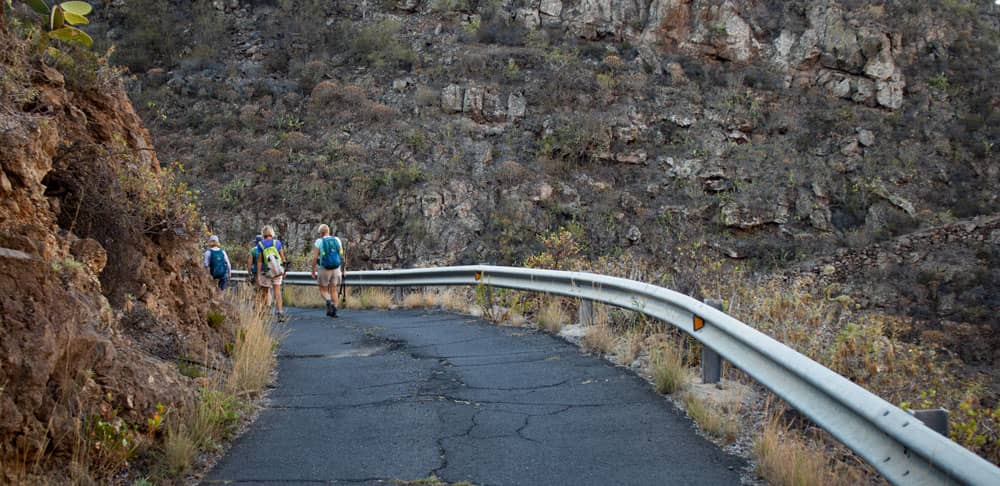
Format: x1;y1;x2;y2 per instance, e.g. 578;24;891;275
90;0;999;377
0;6;233;482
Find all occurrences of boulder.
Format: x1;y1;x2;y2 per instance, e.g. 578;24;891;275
441;84;464;113
70;238;108;274
540;0;563;17
463;86;484;115
508;92;527;118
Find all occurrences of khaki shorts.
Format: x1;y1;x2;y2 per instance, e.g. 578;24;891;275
259;274;283;288
317;268;342;287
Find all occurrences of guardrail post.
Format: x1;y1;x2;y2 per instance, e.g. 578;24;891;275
578;300;593;326
701;299;724;384
913;408;949;437
394;287;403;304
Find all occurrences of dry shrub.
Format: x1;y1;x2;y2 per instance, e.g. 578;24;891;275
438;288;471;314
403;290;438;309
344;287;394;309
650;339;688;394
225;285;283;394
496;160;526;183
537;299;567;333
681;392;739;444
280;131;313;151
281;285;326;309
753;415;836;486
308;81;395;124
582;322;615;355
260;148;285;165
415;85;438;106
360;102;396;123
161;424;197;477
621;329;644;364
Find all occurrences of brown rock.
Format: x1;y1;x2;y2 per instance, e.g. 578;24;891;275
70;238;108;274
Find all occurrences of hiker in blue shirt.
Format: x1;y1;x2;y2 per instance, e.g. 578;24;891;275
204;235;231;291
310;224;346;318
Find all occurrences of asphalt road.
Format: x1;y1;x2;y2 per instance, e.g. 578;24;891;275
204;308;747;485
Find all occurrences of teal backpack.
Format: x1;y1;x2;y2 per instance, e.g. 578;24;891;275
209;248;228;279
319;236;343;269
250;246;268;276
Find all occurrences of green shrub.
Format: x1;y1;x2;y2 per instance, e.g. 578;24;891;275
344;18;416;70
175;359;204;379
206;311;226;329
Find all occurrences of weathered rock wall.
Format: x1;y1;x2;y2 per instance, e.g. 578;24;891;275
0;11;227;478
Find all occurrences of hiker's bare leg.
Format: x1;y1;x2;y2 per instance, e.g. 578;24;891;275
274;284;283;312
331;284;340;308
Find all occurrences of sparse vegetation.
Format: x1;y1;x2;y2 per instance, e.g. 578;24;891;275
344;287;395;310
752;414;837;486
681;392;739;444
282;284;326;308
226;285;284;394
403;290;439;308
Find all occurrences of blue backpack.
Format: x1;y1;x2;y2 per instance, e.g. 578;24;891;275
319;236;343;269
209;248;228;279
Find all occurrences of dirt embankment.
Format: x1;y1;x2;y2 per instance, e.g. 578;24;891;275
0;11;227;481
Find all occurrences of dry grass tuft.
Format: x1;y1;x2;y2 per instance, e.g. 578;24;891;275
281;285;326;308
161;423;197;477
582;322;615;354
621;329;644;364
344;287;394;309
537;299;568;333
403;290;438;309
438;288;471;313
681;392;739;444
752;414;834;486
650;340;688;395
226;285;284;394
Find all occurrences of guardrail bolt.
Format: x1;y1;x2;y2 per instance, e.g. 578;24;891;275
578;300;593;327
701;299;725;384
912;408;949;437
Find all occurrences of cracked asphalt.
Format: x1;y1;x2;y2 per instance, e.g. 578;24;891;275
204;308;746;485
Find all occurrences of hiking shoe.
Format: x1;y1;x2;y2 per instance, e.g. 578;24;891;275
330;307;338;318
325;303;334;317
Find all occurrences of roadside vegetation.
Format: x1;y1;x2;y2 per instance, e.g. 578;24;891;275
0;284;282;484
443;227;1000;482
153;284;284;481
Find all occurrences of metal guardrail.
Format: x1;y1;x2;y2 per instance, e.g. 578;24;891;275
232;266;1000;485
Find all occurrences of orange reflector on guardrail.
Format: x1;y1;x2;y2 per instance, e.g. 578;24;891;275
693;315;705;331
474;272;482;281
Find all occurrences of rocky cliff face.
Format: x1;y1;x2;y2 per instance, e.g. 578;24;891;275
0;11;227;480
87;0;997;379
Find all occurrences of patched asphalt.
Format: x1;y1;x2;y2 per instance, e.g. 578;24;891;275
204;308;747;485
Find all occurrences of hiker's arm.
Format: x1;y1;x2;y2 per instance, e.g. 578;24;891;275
256;255;263;284
224;252;232;277
310;247;319;278
280;248;287;275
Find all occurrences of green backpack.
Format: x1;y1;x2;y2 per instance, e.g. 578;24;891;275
258;241;284;278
